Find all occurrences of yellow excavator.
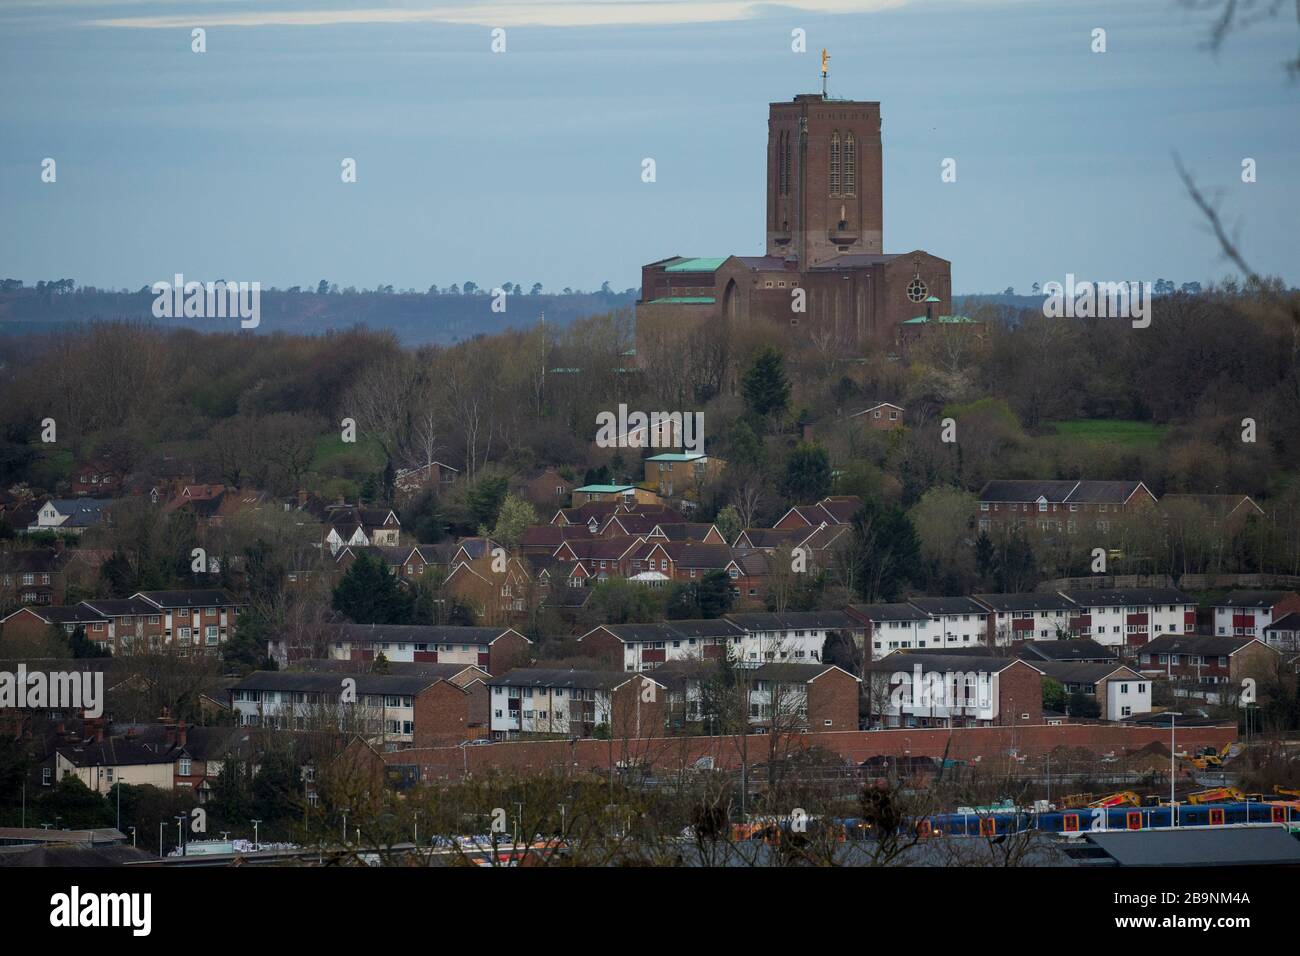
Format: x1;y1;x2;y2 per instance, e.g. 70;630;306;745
1087;791;1141;809
1187;786;1245;804
1190;743;1228;770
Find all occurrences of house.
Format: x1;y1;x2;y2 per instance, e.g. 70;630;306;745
571;484;660;506
723;610;864;666
0;546;89;607
229;670;481;749
443;555;534;624
1210;591;1300;640
323;506;401;555
580;619;744;671
904;596;991;651
849;401;905;430
647;522;726;544
733;523;851;572
67;459;122;497
512;467;574;512
1159;493;1264;533
643;452;725;501
51;722;182;794
393;461;460;497
772;495;863;531
5;588;242;656
0;603;110;646
745;662;860;732
78;597;167;654
486;668;665;739
1136;634;1280;687
132;589;245;655
27;498;115;535
867;654;1043;728
975;592;1078;644
1034;662;1151;720
554;536;645;582
976;479;1156;534
846;603;935;660
1263;612;1300;653
291;623;532;675
1057;588;1197;649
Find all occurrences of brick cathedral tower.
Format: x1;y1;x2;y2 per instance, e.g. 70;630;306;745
766;93;883;267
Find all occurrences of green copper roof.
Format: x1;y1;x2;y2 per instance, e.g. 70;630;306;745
648;296;715;304
924;295;942;303
903;314;974;325
575;484;634;493
665;257;728;273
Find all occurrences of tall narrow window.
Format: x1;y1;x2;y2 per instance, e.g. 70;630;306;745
829;131;840;196
779;132;792;196
844;133;856;196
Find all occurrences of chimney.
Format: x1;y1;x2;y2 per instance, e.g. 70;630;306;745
95;720;104;744
177;721;187;748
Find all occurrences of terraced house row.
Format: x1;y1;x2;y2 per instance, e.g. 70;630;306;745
0;589;246;655
850;588;1202;659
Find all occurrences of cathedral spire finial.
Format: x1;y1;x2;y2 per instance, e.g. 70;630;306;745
821;48;830;97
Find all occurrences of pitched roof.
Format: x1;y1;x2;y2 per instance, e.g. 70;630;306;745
1212;590;1297;609
725;610;858;631
1016;639;1117;662
486;668;660;691
1032;662;1140;685
907;596;988;616
978;479;1152;505
320;623;528;646
134;589;240;609
847;603;931;623
1058;588;1195;608
974;592;1076;612
232;670;442;696
1139;634;1270;657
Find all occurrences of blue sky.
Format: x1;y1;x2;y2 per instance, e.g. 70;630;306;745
1;0;1297;294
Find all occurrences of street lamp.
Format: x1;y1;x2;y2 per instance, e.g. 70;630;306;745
174;814;187;856
251;818;262;848
129;826;136;848
1167;712;1182;827
341;808;350;845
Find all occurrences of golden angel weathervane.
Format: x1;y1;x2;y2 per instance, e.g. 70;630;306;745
821;48;830;95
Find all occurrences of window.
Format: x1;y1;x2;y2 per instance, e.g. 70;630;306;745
178;758;191;776
829;131;840;195
843;132;855;195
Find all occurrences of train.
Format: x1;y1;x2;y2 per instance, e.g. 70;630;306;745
920;800;1300;837
729;800;1300;844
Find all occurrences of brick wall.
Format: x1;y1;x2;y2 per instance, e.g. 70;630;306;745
412;681;471;748
997;660;1043;725
487;632;532;676
807;669;859;731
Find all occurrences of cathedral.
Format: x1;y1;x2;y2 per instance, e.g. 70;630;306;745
636;70;953;355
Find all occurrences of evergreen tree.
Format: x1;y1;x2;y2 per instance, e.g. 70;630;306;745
332;552;413;624
781;443;832;502
741;346;791;421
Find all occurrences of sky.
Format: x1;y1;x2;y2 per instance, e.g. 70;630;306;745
1;0;1298;295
